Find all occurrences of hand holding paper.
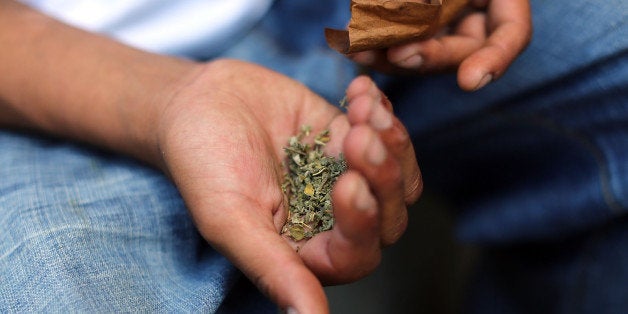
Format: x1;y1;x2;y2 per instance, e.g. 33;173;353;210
328;0;532;91
325;0;469;54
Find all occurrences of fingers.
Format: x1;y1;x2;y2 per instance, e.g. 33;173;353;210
291;77;420;285
195;200;328;314
458;0;532;90
343;125;407;246
342;76;423;246
241;233;326;314
376;98;423;205
387;12;487;73
298;171;381;284
346;76;423;205
349;0;532;91
345;76;393;131
348;50;405;75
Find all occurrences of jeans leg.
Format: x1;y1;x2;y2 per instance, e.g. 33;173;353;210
466;216;628;314
372;1;628;312
219;0;357;104
385;0;628;243
216;1;627;312
0;131;261;312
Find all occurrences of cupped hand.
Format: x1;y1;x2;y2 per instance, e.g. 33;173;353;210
155;59;422;313
350;0;532;91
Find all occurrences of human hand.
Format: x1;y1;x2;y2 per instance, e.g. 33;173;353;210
350;0;532;91
0;4;420;310
155;59;422;313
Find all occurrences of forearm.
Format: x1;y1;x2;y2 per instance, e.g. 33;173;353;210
0;0;201;165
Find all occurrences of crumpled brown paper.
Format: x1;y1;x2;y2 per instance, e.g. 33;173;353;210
325;0;470;54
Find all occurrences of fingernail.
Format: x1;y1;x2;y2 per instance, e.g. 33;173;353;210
366;136;387;166
355;178;376;212
388;45;418;63
399;54;423;68
474;74;493;91
285;307;299;314
370;102;393;131
351;51;376;65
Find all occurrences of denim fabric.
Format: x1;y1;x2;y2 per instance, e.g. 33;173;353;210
381;1;627;313
219;0;357;103
224;0;628;313
0;132;233;311
226;0;628;243
1;0;626;312
386;0;628;244
465;216;628;314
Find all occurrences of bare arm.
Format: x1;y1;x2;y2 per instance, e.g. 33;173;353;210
0;0;197;165
0;1;422;312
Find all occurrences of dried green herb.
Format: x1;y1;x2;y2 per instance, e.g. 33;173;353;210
281;125;347;241
338;95;348;110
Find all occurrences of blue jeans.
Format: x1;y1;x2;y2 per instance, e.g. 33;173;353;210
0;133;251;312
227;2;628;310
2;0;626;312
386;2;628;312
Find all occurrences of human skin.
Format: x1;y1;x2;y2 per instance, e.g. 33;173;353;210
0;1;422;313
349;0;532;91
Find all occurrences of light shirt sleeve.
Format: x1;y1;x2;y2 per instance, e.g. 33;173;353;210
21;0;274;59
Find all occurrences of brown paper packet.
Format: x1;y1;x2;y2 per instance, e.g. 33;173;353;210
325;0;470;54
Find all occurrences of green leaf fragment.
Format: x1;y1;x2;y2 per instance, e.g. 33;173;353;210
281;126;347;241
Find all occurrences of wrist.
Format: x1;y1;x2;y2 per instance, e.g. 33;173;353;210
111;54;201;166
143;62;206;171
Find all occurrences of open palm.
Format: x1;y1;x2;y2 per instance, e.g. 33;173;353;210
156;59;421;313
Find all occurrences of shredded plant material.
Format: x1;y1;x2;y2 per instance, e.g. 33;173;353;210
281;125;347;241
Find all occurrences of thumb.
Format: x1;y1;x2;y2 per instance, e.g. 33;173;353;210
206;217;328;313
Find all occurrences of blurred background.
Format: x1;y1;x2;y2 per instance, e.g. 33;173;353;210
325;192;478;314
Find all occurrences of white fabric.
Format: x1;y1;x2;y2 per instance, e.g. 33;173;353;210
21;0;273;58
